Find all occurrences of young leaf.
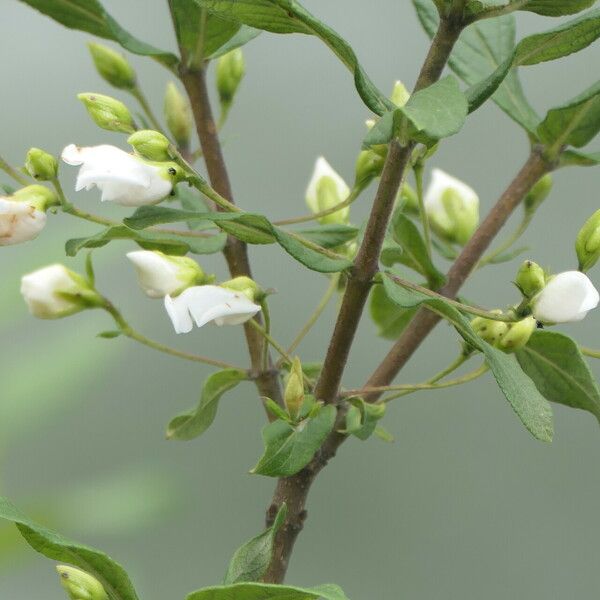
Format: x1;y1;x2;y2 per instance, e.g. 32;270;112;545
342;397;386;441
17;0;178;69
208;26;262;59
369;283;418;340
167;369;248;441
0;496;139;600
521;0;597;17
537;81;600;150
559;148;600;168
194;0;393;115
187;582;349;600
516;330;600;423
297;224;359;249
223;505;287;584
251;404;337;477
382;274;554;441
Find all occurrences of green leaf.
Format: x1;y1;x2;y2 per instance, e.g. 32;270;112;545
17;0;178;69
516;330;600;423
187;582;349;600
391;212;446;287
413;0;540;131
224;505;287;584
559;148;600;167
342;397;386;440
252;404;337;477
167;369;248;441
194;0;392;115
66;225;227;257
369;283;418;340
514;8;600;66
465;56;514;113
297;224;359;249
522;0;597;17
208;26;262;59
537;80;600;150
382;274;554;441
0;496;139;600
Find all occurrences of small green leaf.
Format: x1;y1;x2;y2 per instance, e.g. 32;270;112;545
187;582;350;600
537;80;600;150
521;0;597;17
208;26;262;59
517;330;600;423
342;397;386;440
252;404;337;477
17;0;178;69
167;369;248;441
297;224;359;249
224;505;287;584
559;148;600;167
97;330;122;339
369;283;418;340
465;56;514;113
0;496;139;600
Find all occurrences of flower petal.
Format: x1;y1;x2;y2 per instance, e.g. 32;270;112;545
164;294;194;334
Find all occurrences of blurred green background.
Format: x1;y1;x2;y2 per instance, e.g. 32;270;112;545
1;2;600;599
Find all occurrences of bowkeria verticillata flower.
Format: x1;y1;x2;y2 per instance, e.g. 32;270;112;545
128;130;173;162
87;42;136;91
61;144;181;206
127;250;209;298
164;284;261;334
56;565;108;600
424;168;480;245
77;92;135;133
305;157;350;225
24;147;58;181
532;271;599;324
515;260;546;298
20;264;101;319
0;185;57;246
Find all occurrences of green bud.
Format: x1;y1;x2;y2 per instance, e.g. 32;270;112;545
88;42;136;90
354;150;384;186
128;130;172;161
77;92;135;133
164;82;192;148
13;184;59;211
397;182;419;215
515;260;546;298
24;147;58;181
216;49;245;108
498;316;537;353
284;357;305;420
524;173;553;216
221;276;260;301
434;188;479;245
56;566;108;600
576;208;600;272
390;80;410;107
471;311;509;347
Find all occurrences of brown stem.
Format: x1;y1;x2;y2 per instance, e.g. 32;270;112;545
262;17;464;584
180;66;282;405
364;147;553;397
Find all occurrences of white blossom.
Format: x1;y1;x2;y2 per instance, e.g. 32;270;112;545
61;144;173;206
532;270;599;324
164;285;261;334
0;197;46;245
305;157;350;224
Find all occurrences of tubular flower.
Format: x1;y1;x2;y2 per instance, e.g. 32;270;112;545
127;250;207;298
532;271;599;324
424;168;479;245
61;144;177;206
305;157;350;225
164;285;261;334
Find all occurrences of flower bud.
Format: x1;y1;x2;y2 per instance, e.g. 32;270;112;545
515;260;546;298
87;42;136;90
24;148;58;181
397;182;419;215
284;357;305;420
498;316;536;353
354;150;384;186
306;157;350;225
576;208;600;272
424;169;479;245
216;49;245;108
471;311;509;347
13;184;58;211
77;93;135;134
127;130;172;162
21;264;102;319
524;173;553;216
164;82;192;149
220;276;261;302
532;271;600;324
127;250;209;298
390;80;410;107
56;565;108;600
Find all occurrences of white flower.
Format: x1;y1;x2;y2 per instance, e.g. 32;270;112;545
127;250;204;298
532;271;599;324
424;168;479;245
0;197;46;246
20;264;98;319
61;144;173;206
164;285;261;334
305;157;350;225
